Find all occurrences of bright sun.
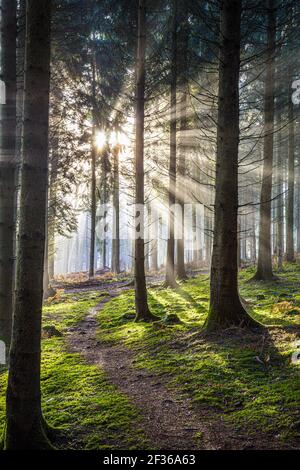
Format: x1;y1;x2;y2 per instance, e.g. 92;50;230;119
95;130;106;150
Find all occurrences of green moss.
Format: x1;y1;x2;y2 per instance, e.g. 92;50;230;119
96;266;300;446
0;292;147;450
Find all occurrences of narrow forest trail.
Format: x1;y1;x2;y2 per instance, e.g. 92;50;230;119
67;288;214;449
66;284;261;451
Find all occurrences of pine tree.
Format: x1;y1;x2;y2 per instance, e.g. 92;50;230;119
206;0;259;331
5;0;53;449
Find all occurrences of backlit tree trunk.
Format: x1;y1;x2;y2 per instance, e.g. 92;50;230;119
176;5;188;280
165;0;178;288
134;0;156;321
89;58;97;278
112;145;120;273
286;66;295;262
253;0;276;281
206;0;258;330
5;0;53;449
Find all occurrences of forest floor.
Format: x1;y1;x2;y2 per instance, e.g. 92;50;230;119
0;265;300;449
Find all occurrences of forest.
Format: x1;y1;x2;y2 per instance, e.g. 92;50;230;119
0;0;299;455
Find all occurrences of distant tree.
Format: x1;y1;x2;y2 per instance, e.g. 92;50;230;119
253;0;277;281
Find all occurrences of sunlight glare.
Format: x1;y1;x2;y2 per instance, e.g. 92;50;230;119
95;130;106;150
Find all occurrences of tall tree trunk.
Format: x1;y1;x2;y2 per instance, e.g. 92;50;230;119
112;145;120;273
0;0;17;357
286;66;295;262
165;0;178;287
296;143;300;254
206;0;258;330
134;0;156;321
253;0;276;280
47;138;58;281
176;7;188;280
5;0;52;449
276;124;284;269
89;57;97;278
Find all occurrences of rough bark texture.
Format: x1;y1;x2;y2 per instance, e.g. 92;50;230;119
0;0;17;356
134;0;155;322
206;0;258;331
112;146;120;273
253;0;276;281
165;0;178;288
5;0;52;449
286;68;295;262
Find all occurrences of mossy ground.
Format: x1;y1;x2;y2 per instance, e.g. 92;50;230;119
0;265;299;449
0;291;147;450
96;264;300;448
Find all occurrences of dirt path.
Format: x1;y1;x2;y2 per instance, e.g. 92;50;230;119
66;287;262;450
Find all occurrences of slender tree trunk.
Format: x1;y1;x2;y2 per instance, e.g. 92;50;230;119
206;0;258;330
134;0;156;321
89;58;97;278
89;133;96;277
5;0;52;449
47;139;58;281
176;8;188;280
112;146;120;273
150;204;158;271
204;206;212;265
296;146;300;254
286;67;295;262
165;0;178;288
276;125;284;269
253;0;276;280
0;0;17;357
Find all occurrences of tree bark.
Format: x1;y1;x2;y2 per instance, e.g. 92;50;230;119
5;0;53;449
112;146;120;273
206;0;258;331
276;124;284;269
150;204;158;271
134;0;156;321
286;66;295;262
165;0;178;288
253;0;276;281
89;58;97;278
176;5;188;280
0;0;17;356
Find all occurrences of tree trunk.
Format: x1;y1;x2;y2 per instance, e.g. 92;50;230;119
253;0;276;281
165;0;178;288
276;124;284;269
5;0;53;449
89;56;97;278
134;0;156;321
150;204;158;271
296;139;300;254
286;67;295;262
112;146;120;273
206;0;258;331
0;0;17;357
176;7;188;280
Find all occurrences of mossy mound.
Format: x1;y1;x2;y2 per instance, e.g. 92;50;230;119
161;313;181;325
42;325;63;338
